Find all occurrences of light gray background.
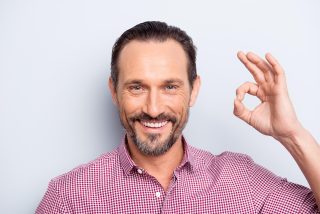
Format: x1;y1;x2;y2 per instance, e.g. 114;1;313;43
1;0;319;213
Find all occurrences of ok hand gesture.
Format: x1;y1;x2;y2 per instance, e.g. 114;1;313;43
234;51;302;141
234;51;320;209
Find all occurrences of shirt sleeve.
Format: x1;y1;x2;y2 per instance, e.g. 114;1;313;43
245;156;319;213
35;180;68;214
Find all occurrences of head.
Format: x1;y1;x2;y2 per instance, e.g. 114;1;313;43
109;21;200;156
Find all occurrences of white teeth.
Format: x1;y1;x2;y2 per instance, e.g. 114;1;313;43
142;121;168;128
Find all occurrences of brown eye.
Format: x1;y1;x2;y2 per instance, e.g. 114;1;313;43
131;85;141;90
128;85;144;94
165;85;178;91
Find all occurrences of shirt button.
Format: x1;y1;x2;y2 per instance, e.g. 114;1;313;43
155;192;161;198
137;168;143;174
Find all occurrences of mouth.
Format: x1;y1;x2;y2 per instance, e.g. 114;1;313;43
137;120;171;134
141;120;169;128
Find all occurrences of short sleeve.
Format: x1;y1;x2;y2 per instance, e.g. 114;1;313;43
35;180;67;214
246;156;319;213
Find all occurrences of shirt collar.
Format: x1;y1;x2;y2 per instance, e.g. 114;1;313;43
117;135;198;176
118;136;137;176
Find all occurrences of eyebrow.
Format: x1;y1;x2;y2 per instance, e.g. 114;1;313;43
163;78;184;85
123;78;184;86
123;79;143;87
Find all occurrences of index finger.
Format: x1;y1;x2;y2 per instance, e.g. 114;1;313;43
237;51;266;84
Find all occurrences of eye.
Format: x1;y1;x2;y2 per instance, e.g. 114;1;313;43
131;85;141;90
128;85;144;94
164;84;178;92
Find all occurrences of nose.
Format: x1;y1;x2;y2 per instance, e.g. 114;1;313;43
142;89;164;118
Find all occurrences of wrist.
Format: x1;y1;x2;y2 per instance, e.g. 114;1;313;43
273;121;304;145
276;126;317;160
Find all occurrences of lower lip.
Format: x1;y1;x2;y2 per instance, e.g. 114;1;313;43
138;121;170;134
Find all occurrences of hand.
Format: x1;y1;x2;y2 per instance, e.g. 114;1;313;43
234;51;302;141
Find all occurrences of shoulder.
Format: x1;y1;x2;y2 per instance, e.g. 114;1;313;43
36;148;121;212
190;146;282;186
215;151;253;166
50;148;119;186
188;144;252;170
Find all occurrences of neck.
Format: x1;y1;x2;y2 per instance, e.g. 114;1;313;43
126;135;185;190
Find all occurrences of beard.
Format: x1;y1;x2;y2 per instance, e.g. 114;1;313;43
131;131;176;156
120;110;189;156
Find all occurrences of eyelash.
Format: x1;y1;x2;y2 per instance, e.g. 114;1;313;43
129;85;142;91
165;85;178;90
127;84;179;94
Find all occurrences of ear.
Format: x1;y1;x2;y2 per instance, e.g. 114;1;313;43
108;77;118;105
189;75;201;107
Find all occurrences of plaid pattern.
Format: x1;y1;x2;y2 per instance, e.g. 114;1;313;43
36;137;319;213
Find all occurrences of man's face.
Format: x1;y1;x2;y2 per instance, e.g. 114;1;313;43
110;39;200;156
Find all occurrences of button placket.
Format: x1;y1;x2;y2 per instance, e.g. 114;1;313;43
137;168;143;174
155;192;161;198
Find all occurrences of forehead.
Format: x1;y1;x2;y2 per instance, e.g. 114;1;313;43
117;39;189;82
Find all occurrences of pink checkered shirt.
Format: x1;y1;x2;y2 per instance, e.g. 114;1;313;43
36;137;319;213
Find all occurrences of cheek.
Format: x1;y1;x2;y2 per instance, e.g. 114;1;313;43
166;92;190;108
166;95;190;119
119;94;146;114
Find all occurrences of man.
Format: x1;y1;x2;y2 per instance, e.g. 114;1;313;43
36;21;320;213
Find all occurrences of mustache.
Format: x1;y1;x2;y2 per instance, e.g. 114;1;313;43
129;112;177;123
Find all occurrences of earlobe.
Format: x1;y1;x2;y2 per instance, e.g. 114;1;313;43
108;77;118;105
189;76;201;107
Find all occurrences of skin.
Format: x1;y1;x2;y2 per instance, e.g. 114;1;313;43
109;39;320;209
235;51;320;209
109;39;200;191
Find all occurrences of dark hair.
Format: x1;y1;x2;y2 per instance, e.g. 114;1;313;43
110;21;197;88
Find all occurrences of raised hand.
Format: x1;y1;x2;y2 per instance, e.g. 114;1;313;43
234;51;302;140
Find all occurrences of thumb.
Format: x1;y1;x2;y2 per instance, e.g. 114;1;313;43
233;98;252;124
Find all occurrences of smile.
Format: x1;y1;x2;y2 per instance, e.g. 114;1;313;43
141;121;168;128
